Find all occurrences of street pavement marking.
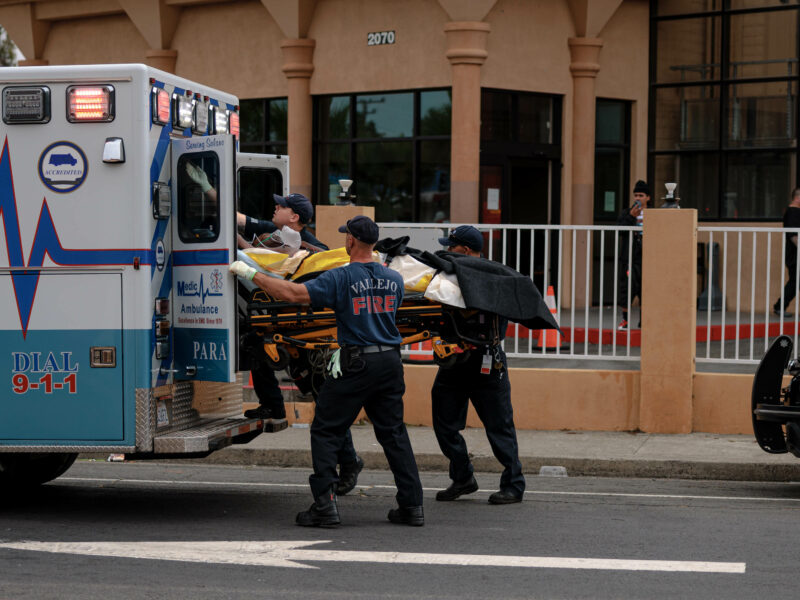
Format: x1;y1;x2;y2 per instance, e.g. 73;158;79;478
59;477;800;503
0;541;746;573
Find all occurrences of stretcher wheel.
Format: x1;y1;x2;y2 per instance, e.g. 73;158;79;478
433;353;458;368
266;345;291;371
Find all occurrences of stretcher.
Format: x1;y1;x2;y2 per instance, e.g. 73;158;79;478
237;245;503;397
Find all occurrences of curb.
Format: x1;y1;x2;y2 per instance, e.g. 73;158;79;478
187;448;800;482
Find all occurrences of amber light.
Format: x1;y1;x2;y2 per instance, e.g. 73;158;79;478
67;86;114;122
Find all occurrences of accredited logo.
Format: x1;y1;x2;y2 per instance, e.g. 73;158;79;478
38;141;88;193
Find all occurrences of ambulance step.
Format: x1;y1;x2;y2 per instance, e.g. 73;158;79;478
153;417;264;454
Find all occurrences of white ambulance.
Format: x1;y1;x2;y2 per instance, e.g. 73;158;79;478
0;64;288;486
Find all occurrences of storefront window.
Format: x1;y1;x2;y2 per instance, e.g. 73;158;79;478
651;1;799;220
239;97;287;155
314;89;451;222
356;93;413;138
595;100;631;221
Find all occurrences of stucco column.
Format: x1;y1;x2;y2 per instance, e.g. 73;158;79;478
280;38;315;201
639;209;697;433
568;37;602;308
145;49;177;73
445;21;489;223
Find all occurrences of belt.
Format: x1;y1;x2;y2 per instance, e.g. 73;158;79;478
355;344;399;354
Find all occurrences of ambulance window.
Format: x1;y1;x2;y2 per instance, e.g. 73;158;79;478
177;153;220;243
237;167;283;222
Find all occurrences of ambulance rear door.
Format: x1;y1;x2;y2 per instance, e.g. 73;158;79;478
171;135;237;383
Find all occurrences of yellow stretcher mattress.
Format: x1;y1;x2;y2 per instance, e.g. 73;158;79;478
241;246;463;307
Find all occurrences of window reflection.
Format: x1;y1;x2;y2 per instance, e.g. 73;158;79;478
355;142;413;222
725;152;793;218
656;17;721;84
420;90;452;136
356;93;413;138
318;96;350;139
653;153;719;218
317;143;350;204
726;81;796;148
419;141;450;222
315;89;451;221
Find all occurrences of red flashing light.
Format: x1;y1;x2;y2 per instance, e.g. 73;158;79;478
229;111;240;137
67;86;114;122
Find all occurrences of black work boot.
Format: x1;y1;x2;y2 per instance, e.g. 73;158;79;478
388;505;424;526
336;456;364;496
296;489;341;528
435;475;479;501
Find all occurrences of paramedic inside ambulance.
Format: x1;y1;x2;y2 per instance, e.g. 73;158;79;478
236;193;327;251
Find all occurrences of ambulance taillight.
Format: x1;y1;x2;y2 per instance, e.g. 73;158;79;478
2;86;51;124
66;86;115;122
151;87;170;125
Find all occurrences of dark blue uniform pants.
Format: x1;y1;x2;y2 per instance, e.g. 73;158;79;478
309;349;423;507
431;351;525;496
252;365;357;465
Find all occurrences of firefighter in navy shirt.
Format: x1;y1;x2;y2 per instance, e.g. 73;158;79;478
229;215;424;527
432;226;525;505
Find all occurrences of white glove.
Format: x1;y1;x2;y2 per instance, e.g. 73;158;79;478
328;349;342;379
186;162;212;193
229;260;257;281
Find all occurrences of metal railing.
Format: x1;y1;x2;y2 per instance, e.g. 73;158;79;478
379;222;642;363
697;226;800;365
380;222;799;367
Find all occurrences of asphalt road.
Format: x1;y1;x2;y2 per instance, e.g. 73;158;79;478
1;461;800;599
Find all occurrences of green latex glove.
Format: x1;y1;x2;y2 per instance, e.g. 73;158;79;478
328;349;342;379
186;162;212;193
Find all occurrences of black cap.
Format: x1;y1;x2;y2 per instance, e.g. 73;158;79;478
633;180;650;196
438;225;483;252
338;215;379;244
274;193;313;224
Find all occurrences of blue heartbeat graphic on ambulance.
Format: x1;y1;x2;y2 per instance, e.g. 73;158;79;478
1;138;152;338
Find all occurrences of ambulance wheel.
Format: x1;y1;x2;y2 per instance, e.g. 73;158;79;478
266;346;291;371
0;452;78;487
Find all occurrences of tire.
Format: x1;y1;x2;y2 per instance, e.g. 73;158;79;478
0;452;78;487
266;345;291;371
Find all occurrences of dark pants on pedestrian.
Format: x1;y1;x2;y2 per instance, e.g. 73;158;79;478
776;244;799;311
309;349;422;507
431;350;525;496
617;255;642;310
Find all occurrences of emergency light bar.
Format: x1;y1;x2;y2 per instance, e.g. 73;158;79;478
66;85;115;122
229;110;240;138
193;98;208;135
210;105;228;134
2;86;51;124
173;93;194;130
151;87;170;125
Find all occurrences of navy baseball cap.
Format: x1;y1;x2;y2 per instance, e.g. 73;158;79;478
338;215;379;244
439;225;483;252
274;193;313;224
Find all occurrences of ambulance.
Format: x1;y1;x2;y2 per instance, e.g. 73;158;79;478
0;64;288;486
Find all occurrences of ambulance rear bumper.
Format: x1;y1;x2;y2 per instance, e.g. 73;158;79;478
151;416;270;454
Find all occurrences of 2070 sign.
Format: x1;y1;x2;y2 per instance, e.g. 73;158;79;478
367;31;395;46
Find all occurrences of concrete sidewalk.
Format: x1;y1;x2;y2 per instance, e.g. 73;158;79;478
199;424;800;482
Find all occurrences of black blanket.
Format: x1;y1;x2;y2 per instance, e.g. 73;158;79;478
377;237;559;331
